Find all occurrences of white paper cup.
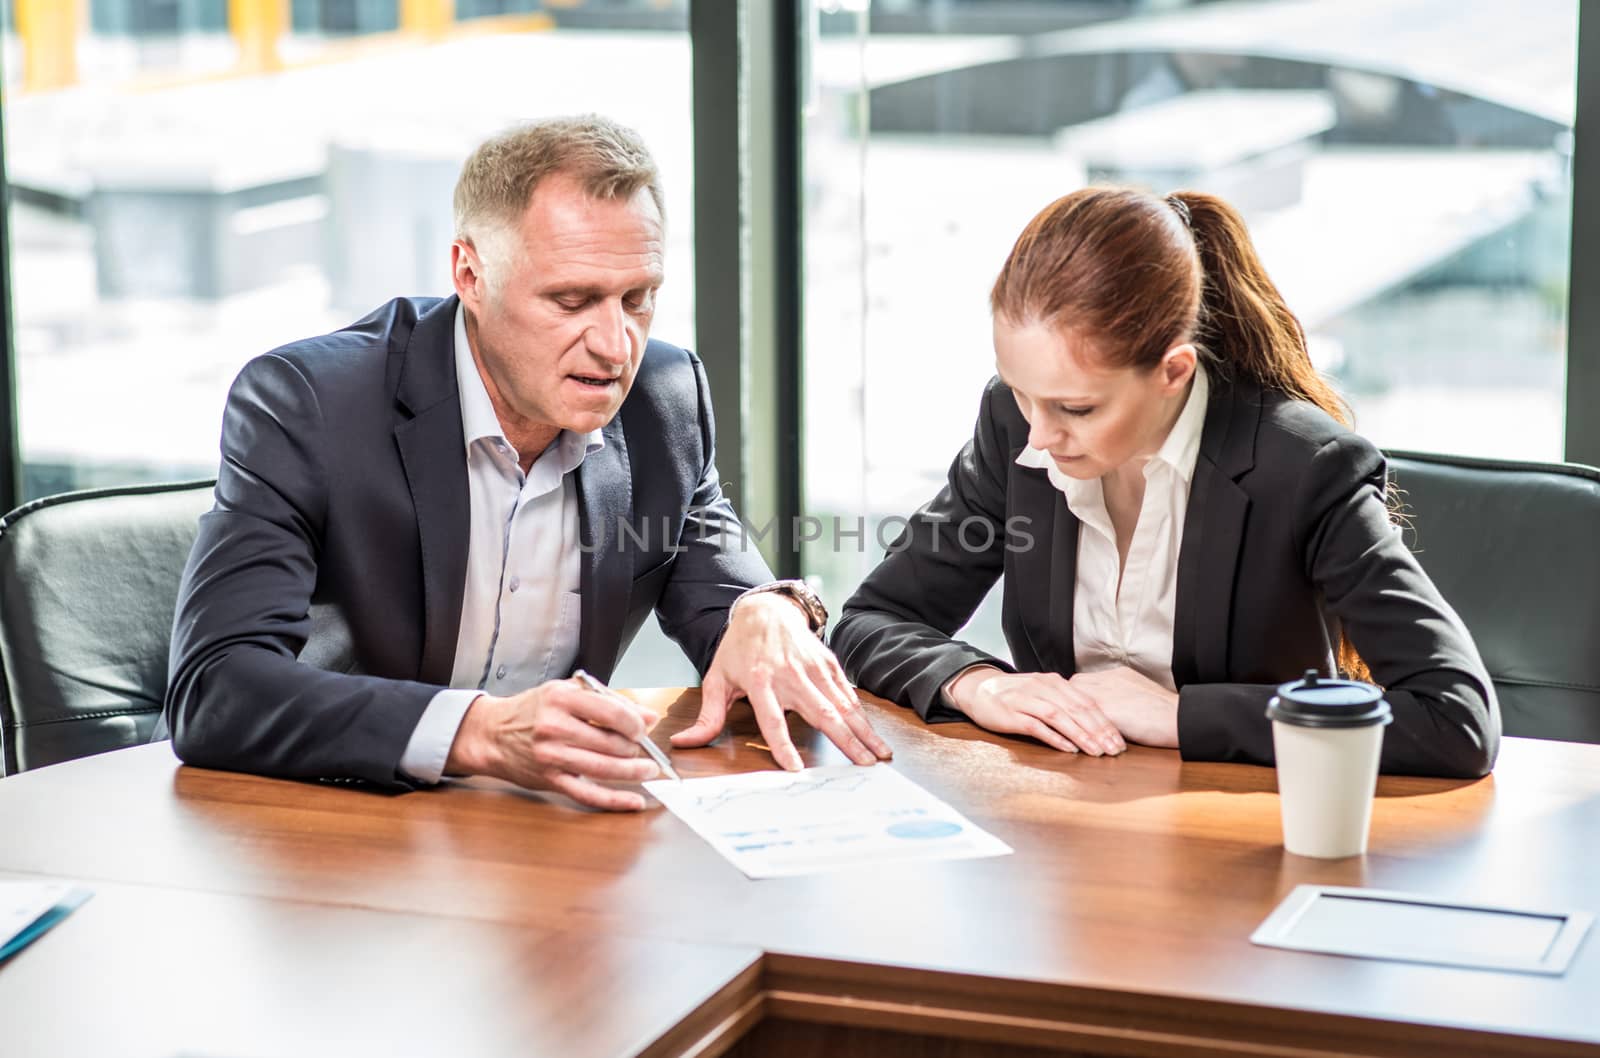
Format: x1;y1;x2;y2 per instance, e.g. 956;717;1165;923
1267;671;1393;859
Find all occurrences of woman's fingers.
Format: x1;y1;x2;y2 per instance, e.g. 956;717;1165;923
1050;678;1127;754
1016;691;1111;755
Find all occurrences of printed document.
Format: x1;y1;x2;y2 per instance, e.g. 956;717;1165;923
645;765;1011;879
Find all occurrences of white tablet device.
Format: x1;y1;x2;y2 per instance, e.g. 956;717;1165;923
1251;885;1592;975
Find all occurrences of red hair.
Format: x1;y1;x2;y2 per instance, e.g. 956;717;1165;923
991;187;1350;427
992;187;1370;677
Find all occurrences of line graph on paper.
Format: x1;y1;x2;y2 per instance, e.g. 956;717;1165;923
690;771;872;818
645;764;1012;879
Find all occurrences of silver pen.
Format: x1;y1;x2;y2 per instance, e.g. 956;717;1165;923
572;669;682;782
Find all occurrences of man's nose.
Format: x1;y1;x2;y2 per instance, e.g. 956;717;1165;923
587;301;632;366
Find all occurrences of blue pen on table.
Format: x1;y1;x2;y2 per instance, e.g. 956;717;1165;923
572;669;682;783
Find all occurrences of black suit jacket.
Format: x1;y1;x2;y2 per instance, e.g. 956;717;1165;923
832;373;1500;778
162;295;772;788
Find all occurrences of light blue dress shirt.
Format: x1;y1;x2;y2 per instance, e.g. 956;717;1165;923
397;305;603;784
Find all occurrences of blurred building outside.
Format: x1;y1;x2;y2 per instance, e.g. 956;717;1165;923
1;0;1577;672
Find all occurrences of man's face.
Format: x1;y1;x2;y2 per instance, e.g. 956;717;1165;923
452;171;664;439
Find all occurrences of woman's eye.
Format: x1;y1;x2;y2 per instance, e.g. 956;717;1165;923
1058;405;1093;417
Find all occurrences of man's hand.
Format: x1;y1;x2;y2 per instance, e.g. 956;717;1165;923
671;594;893;771
945;667;1127;756
1067;667;1180;749
445;678;661;811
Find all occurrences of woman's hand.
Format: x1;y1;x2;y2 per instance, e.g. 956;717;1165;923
945;667;1127;756
1067;667;1180;749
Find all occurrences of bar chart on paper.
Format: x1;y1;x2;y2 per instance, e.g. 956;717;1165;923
646;765;1012;879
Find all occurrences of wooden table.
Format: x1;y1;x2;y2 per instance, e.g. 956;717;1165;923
2;690;1597;1057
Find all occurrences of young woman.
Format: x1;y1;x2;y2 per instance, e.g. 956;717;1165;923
831;188;1498;778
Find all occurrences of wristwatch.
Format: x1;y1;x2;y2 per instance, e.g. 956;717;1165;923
733;579;829;638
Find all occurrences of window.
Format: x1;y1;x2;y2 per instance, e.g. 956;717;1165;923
801;0;1579;656
2;0;695;501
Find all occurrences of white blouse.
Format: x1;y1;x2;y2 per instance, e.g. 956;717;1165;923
1014;363;1210;691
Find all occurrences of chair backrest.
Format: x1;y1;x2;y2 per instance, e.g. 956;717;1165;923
1385;450;1600;744
0;480;216;775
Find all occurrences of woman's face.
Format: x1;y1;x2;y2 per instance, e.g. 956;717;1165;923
994;317;1196;481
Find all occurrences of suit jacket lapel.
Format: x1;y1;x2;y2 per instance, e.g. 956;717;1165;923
393;296;470;687
1173;375;1258;687
573;415;633;679
1009;459;1078;676
1046;497;1080;677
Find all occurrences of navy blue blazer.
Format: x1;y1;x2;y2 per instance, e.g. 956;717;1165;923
832;373;1500;779
162;295;771;788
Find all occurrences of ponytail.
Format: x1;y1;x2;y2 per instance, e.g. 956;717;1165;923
1168;191;1372;680
1169;191;1352;429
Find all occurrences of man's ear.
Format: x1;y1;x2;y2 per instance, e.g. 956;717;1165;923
1160;342;1198;394
451;238;486;307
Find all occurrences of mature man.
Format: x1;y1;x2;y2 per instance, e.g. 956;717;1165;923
162;116;889;809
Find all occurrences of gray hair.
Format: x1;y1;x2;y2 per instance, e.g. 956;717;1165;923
452;115;665;246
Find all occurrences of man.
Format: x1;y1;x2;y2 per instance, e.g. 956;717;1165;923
163;115;890;810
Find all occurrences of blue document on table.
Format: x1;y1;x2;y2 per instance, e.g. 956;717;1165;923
0;881;92;963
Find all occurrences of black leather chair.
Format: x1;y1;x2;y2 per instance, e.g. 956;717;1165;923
0;480;215;775
1386;450;1600;744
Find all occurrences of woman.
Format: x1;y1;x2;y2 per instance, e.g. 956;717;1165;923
831;188;1498;778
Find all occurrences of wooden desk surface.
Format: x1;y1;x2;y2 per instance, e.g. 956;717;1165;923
0;878;762;1058
3;690;1598;1057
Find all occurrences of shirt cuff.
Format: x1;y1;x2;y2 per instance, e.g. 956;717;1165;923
399;688;481;785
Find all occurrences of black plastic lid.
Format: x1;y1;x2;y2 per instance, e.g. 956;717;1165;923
1265;670;1393;729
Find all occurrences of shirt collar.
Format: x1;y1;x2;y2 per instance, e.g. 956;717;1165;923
453;302;604;472
1013;361;1210;493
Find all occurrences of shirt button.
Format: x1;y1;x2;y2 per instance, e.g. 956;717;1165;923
508;577;520;593
496;665;507;680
